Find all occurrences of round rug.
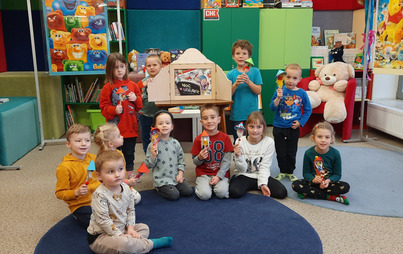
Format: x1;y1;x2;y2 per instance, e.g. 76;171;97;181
35;191;322;254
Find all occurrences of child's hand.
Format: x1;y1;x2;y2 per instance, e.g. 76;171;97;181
127;227;141;239
198;147;209;161
312;175;322;184
241;73;250;85
209;176;220;186
127;92;137;102
115;103;123;114
234;144;242;157
320;179;330;189
291;120;301;129
176;170;184;183
261;184;271;197
126;177;139;186
276;88;283;99
75;184;88;197
151;143;158;159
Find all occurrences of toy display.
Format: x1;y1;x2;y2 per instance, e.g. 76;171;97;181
43;0;108;75
85;160;95;185
234;122;245;141
201;130;210;149
306;62;355;123
276;69;286;89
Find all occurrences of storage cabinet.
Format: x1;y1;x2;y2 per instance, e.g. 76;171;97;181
107;7;128;56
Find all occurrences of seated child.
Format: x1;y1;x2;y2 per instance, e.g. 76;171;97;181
87;150;173;253
145;110;193;200
94;122;141;204
292;121;350;205
191;104;234;200
55;123;100;228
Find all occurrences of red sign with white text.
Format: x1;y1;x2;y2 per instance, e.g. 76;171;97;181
204;9;220;20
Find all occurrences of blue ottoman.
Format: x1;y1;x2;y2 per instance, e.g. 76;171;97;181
0;97;40;166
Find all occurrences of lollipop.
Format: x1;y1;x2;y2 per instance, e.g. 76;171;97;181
85;160;95;185
276;69;286;89
234;122;245;141
201;130;210;149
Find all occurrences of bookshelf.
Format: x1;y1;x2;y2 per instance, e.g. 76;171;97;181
61;75;104;131
107;7;128;56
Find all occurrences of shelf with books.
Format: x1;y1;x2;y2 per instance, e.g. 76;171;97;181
107;7;128;56
61;75;104;131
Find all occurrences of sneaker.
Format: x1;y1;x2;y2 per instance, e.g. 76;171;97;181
335;196;350;205
287;174;298;182
274;173;286;181
298;193;306;199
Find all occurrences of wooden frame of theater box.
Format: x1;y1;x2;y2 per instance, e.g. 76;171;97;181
147;48;232;103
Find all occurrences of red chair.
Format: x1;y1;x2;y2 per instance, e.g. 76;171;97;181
297;77;357;141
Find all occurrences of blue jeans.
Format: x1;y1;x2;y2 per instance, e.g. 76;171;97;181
138;113;154;154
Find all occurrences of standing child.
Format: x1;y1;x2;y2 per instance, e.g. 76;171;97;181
226;39;263;138
139;54;163;154
191;104;234;200
94;122;141;204
55;124;100;228
292;121;350;205
145;110;193;200
87;151;173;253
230;111;287;199
99;52;143;177
270;63;312;182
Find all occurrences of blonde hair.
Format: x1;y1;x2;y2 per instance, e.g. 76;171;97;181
66;124;91;141
95;150;124;173
245;111;267;135
312;121;335;140
285;63;302;73
105;52;128;85
200;103;219;117
94;122;120;154
232;39;253;57
145;54;162;66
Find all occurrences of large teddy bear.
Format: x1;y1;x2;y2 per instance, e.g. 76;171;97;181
307;62;355;123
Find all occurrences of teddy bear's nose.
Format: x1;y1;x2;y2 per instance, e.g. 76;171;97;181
325;77;330;80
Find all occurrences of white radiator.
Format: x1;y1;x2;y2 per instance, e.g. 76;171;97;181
367;100;403;139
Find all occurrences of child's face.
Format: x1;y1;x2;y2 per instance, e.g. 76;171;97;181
284;68;302;90
311;128;333;153
114;60;127;81
246;121;264;141
97;159;125;192
155;113;173;138
200;109;220;134
65;132;91;160
232;47;250;68
109;128;123;149
146;58;162;78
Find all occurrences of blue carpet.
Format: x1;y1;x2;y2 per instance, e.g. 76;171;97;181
35;191;322;254
272;146;403;218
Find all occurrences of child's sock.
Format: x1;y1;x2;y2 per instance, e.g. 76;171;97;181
298;193;306;199
150;237;173;249
328;195;349;205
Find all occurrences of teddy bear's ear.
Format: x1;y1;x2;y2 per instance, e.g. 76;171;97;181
346;63;355;79
314;65;326;77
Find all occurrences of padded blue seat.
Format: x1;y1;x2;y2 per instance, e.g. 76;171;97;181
0;97;40;166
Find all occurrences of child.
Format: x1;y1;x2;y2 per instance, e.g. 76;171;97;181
139;54;163;154
191;104;234;200
94;122;141;204
99;52;143;176
270;63;312;182
230;111;287;199
87;150;173;253
292;121;350;205
145;110;193;200
226;39;263;138
55;124;100;228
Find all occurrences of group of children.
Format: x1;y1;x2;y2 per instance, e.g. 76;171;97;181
55;40;350;253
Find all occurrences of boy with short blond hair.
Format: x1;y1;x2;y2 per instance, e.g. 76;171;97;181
55;123;100;228
227;39;263;138
190;104;234;200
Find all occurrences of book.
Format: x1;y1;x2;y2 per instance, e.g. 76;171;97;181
281;0;312;8
243;0;263;8
225;0;240;7
324;30;339;49
334;32;356;49
203;0;221;8
311;27;321;46
136;53;150;74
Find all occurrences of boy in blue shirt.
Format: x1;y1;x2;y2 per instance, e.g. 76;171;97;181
226;40;263;139
270;63;312;182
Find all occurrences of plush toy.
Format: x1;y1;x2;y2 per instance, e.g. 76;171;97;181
84;50;107;70
74;5;95;27
50;30;71;50
307;62;355;123
64;16;82;32
88;33;107;51
160;51;171;67
66;43;88;62
63;60;84;71
128;49;139;72
87;13;106;34
46;10;67;32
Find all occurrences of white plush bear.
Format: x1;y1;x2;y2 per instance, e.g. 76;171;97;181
307;62;355;123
